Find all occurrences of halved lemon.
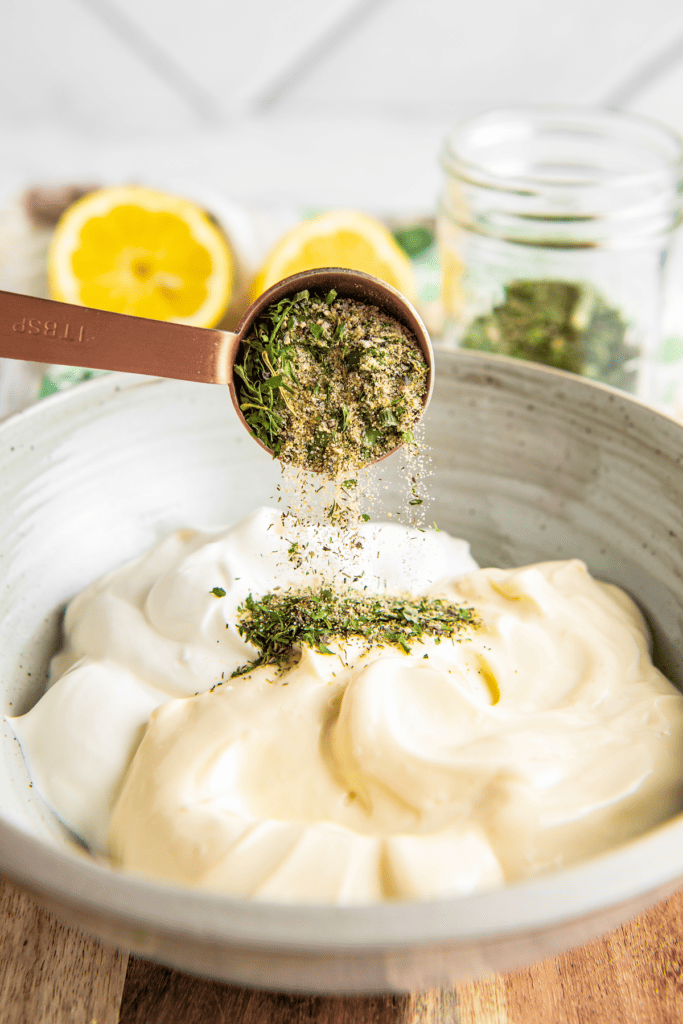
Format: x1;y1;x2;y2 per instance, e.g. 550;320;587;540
48;185;233;327
250;209;417;303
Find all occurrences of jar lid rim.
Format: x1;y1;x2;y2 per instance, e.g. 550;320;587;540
442;105;683;194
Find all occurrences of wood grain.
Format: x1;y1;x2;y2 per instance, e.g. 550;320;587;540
499;889;683;1024
5;874;683;1023
118;957;460;1024
0;877;128;1024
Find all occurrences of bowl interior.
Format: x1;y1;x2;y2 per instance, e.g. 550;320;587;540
2;350;683;958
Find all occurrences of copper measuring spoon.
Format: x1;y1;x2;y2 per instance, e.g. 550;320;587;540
0;268;434;462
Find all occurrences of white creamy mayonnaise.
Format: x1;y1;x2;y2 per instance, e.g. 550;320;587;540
8;507;683;903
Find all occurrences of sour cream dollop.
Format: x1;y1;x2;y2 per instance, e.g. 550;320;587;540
8;508;683;903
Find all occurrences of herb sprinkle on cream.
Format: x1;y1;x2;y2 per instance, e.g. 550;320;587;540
230;588;478;677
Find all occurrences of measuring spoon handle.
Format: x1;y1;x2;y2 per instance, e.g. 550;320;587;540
0;291;239;384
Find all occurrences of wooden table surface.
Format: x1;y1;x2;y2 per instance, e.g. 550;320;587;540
3;876;683;1024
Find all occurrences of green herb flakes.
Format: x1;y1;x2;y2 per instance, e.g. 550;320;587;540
461;279;638;391
233;290;429;475
231;588;478;677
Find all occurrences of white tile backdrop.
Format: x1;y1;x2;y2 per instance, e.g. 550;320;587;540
3;0;683;209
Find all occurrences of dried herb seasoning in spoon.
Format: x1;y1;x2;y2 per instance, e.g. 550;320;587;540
233;288;429;476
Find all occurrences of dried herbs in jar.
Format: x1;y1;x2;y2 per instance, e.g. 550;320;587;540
460;279;639;392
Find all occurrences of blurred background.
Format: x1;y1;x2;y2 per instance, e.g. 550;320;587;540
2;0;683;411
3;0;683;209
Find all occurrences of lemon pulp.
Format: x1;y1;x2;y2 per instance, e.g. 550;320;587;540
251;209;417;304
48;186;233;328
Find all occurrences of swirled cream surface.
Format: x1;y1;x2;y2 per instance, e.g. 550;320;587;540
8;507;683;903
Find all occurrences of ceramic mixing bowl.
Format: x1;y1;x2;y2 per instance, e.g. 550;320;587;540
2;350;683;994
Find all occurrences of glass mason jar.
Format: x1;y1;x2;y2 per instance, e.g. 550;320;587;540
437;107;683;404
